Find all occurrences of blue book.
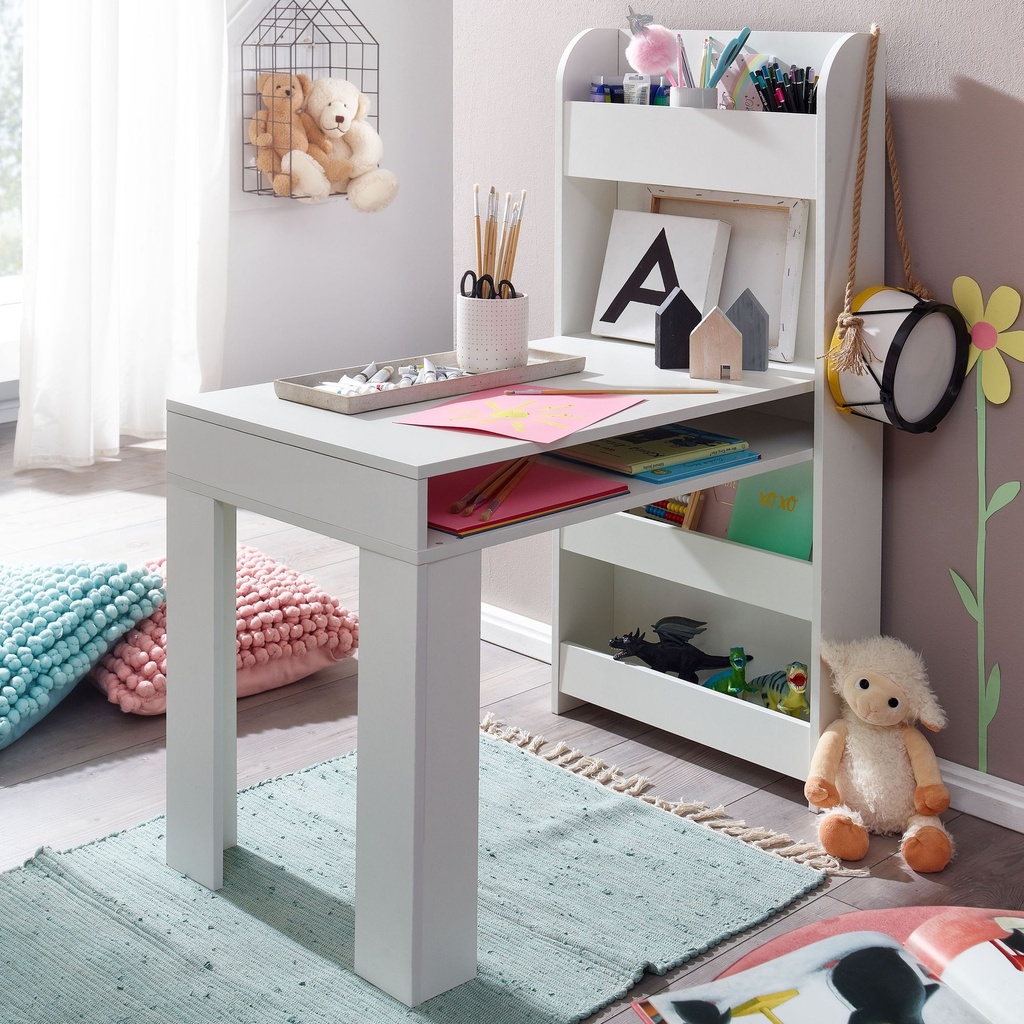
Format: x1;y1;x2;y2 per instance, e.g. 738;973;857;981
633;448;762;484
555;422;748;475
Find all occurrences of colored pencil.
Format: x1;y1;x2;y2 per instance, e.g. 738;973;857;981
460;456;530;517
450;458;514;513
479;457;536;521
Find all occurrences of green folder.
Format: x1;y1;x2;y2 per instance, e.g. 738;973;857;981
726;463;813;559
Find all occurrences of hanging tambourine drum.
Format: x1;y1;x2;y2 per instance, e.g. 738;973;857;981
827;286;971;433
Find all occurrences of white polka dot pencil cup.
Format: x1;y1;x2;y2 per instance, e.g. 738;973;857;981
455;292;529;373
669;86;717;108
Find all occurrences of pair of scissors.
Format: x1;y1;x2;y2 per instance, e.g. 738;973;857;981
460;270;515;299
707;26;751;89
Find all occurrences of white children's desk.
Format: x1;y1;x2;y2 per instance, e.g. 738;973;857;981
163;336;813;1007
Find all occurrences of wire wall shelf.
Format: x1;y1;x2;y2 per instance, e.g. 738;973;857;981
241;0;379;197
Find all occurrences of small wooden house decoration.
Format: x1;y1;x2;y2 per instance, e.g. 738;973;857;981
689;307;743;381
241;1;379;197
654;286;701;369
727;288;770;371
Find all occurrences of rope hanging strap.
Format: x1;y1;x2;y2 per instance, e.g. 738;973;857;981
829;24;934;374
829;24;882;375
885;101;933;302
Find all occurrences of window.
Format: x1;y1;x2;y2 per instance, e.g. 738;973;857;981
0;0;22;383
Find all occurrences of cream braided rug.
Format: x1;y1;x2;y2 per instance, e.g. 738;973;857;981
1;719;837;1023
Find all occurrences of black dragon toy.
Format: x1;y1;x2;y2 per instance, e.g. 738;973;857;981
608;615;750;683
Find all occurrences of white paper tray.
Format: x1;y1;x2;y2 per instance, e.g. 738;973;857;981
274;348;586;415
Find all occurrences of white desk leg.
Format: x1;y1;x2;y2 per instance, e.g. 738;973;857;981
354;547;482;1006
165;481;237;889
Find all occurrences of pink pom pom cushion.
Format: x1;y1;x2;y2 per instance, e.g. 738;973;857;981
89;546;358;715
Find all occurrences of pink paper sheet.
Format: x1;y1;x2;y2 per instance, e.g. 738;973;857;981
395;387;644;443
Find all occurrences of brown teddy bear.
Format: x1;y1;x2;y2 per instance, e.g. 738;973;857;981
249;72;331;199
300;77;398;212
804;635;954;873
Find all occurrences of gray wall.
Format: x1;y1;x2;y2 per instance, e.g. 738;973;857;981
456;2;1024;783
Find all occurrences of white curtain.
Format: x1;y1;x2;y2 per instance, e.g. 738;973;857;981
15;0;229;469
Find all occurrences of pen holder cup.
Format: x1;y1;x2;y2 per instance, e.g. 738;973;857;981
669;87;718;109
455;293;529;373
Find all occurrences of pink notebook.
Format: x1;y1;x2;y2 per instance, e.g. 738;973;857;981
428;459;629;537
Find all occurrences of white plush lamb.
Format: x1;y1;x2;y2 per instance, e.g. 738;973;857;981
804;635;954;873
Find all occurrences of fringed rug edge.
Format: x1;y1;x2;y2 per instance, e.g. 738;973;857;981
480;714;867;878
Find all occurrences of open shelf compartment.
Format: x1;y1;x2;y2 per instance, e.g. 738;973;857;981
558;643;811;778
563;102;818;199
561;512;813;620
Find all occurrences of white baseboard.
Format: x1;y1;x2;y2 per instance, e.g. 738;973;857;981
480;603;552;664
475;606;1024;835
941;758;1024;835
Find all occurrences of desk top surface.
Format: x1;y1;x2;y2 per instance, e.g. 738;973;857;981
167;337;813;480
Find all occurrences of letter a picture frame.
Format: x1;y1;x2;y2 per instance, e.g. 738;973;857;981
591;209;731;344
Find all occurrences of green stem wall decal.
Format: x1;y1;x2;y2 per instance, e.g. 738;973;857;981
950;277;1024;774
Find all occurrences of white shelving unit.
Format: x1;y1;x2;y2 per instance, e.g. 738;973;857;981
549;28;887;779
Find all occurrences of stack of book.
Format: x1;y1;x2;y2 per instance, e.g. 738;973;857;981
427;458;629;537
555;423;760;484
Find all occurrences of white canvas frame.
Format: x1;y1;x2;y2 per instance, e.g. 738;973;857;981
649;186;808;363
590;209;731;344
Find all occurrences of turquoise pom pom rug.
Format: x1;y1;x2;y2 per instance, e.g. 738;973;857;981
0;719;839;1023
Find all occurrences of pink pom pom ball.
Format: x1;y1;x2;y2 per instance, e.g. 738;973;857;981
625;24;677;76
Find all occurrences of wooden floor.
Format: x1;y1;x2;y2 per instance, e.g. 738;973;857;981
2;422;1022;1021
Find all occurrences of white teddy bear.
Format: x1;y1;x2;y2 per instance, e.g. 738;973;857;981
299;77;398;212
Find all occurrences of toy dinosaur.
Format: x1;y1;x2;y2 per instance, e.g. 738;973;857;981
748;661;810;719
608;616;744;683
702;646;756;696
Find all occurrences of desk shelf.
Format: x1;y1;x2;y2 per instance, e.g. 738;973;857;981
550;27;887;780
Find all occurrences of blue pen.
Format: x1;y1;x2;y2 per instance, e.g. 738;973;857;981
707;26;751;89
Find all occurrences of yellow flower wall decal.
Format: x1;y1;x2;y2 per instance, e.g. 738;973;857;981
952;276;1024;404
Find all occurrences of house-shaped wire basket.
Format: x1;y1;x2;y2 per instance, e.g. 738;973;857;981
241;0;379;197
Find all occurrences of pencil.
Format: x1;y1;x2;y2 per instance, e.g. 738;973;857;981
450;458;515;513
473;183;482;278
678;33;694;88
503;387;720;396
460;457;529;517
479;457;535;521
